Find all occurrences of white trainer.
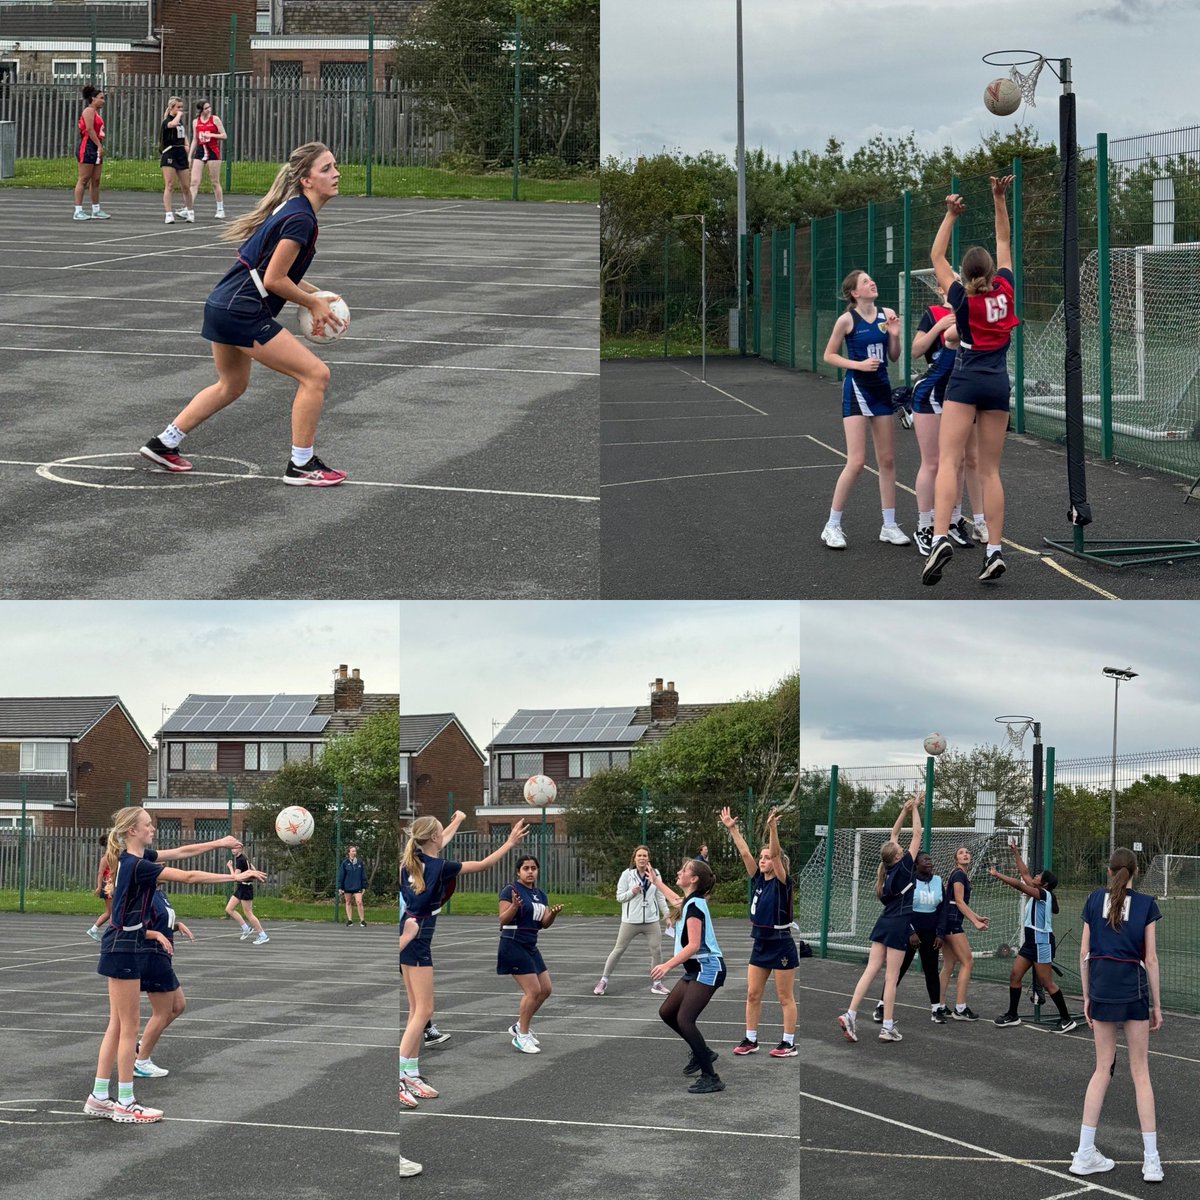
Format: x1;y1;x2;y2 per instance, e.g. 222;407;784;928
821;523;847;550
1069;1146;1115;1176
133;1058;168;1078
972;519;989;544
879;523;912;546
1142;1151;1163;1182
512;1031;540;1054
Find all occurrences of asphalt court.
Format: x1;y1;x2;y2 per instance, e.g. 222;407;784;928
3;914;1197;1200
0;191;599;599
600;356;1200;600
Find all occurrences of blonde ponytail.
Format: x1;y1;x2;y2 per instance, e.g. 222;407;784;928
875;840;902;900
105;806;148;881
221;141;330;245
401;815;441;895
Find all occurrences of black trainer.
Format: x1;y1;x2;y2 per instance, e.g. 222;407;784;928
914;526;933;557
979;550;1006;582
686;1073;725;1094
1055;1017;1079;1033
922;537;953;586
951;1006;979;1021
948;517;975;547
931;1007;948;1023
872;1003;885;1024
994;1013;1022;1027
683;1050;719;1076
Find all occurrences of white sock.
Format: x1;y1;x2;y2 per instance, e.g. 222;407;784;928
973;512;985;524
919;510;933;527
956;1003;967;1013
1077;1124;1097;1153
987;543;1002;555
91;203;101;213
846;1009;856;1021
87;925;98;934
745;1029;757;1042
1142;1131;1157;1154
782;1032;794;1045
827;509;842;528
291;445;314;467
883;1019;895;1031
75;205;83;214
951;504;962;522
159;424;185;449
882;508;896;526
241;923;251;932
135;1057;152;1067
931;1003;940;1012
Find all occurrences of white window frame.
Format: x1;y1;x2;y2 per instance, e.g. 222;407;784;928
53;59;106;80
19;741;69;773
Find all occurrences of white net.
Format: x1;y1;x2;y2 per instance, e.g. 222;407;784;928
897;268;943;328
1141;853;1200;899
797;825;1030;955
1023;243;1200;441
1008;57;1047;107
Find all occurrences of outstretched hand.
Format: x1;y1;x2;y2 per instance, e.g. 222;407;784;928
990;174;1015;198
944;193;966;216
719;806;737;830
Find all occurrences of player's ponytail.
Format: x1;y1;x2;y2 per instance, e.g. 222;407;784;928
875;840;902;900
961;246;996;296
81;84;101;104
401;815;441;896
841;269;868;310
105;806;147;881
1106;847;1137;931
162;96;182;121
221;140;330;245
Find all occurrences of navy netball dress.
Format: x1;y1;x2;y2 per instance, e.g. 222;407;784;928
497;880;550;976
869;850;915;951
1082;888;1162;1022
399;852;462;969
841;310;894;417
749;870;799;971
98;849;164;981
911;304;957;416
945;269;1018;410
944;866;971;935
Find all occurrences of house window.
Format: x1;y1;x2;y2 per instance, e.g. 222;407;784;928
20;743;68;772
286;743;311;763
195;817;228;841
168;742;216;771
244;745;259;771
498;755;513;781
490;823;511;842
155;817;181;846
0;815;34;830
582;750;610;778
311;742;324;763
321;61;367;90
513;752;542;778
568;752;582;778
53;59;105;81
611;750;631;768
271;60;303;85
168;743;183;770
217;743;246;773
0;61;18;98
400;757;410;784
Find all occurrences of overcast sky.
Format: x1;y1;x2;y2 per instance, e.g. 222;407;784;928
801;601;1200;771
0;602;400;741
601;0;1200;163
399;601;800;751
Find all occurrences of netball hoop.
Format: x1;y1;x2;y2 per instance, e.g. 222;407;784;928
995;715;1046;869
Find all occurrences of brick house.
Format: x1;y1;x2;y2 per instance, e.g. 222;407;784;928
0;1;255;82
250;0;421;86
0;696;152;830
400;713;485;826
479;679;726;837
150;665;397;840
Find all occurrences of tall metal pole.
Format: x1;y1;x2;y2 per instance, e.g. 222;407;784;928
1109;678;1119;860
735;0;746;352
700;213;707;382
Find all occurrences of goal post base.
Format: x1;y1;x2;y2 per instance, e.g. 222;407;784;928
1043;534;1200;569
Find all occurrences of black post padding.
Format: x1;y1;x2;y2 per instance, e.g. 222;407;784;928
1060;91;1092;526
1031;738;1044;869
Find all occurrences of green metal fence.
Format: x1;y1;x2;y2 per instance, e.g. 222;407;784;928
749;128;1200;481
0;15;598;202
805;747;1200;1014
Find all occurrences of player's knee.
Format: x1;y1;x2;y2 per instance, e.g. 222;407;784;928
174;995;187;1018
308;361;332;391
876;451;896;473
747;986;765;1005
540;981;553;1001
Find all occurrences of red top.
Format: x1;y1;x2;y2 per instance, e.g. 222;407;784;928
948;268;1018;354
194;114;221;160
78;109;104;143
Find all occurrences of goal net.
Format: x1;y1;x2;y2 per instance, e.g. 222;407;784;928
1023;243;1200;441
897;268;944;328
797;825;1030;957
1141;853;1200;899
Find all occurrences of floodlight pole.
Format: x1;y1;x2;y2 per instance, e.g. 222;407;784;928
1103;667;1138;859
671;213;707;380
735;0;747;353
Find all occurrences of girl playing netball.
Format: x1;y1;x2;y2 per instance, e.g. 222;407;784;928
397;915;423;1177
923;177;1019;587
225;847;268;943
83;808;263;1123
937;845;989;1020
499;855;563;1053
837;796;922;1044
1070;848;1163;1182
397;812;529;1109
593;844;671;996
72;85;109;221
160;97;193;224
989;839;1075;1031
190;99;227;219
820;271;910;551
139;141;349;486
720;806;798;1058
648;857;727;1093
135;885;194;1078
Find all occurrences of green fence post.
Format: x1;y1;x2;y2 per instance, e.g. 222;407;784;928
1096;134;1112;459
834;210;844;382
1043;748;1055;873
511;14;522;202
866;200;876;283
903;190;913;386
753;233;762;355
810;221;818;372
739;231;748;355
819;767;838;957
788;223;797;369
18;779;28;914
366;16;375;198
663;233;670;358
1012;157;1025;433
224;14;237;194
125;781;131;805
950;173;960;269
333;783;344;922
923;757;935;853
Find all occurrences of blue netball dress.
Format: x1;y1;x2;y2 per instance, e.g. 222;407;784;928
943;867;971;935
399;852;462;969
749;871;799;971
98;849;165;980
141;888;180;994
202;195;319;347
1082;888;1162;1022
945;268;1018;410
677;895;726;988
497;880;549;976
869;850;915;950
1018;886;1055;965
911;304;957;416
841;309;894;418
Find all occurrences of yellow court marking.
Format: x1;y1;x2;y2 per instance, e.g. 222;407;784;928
803;434;1120;599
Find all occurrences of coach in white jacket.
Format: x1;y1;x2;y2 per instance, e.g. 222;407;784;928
593;845;672;997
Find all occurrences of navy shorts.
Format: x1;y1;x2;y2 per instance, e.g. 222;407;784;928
399;929;434;970
911;374;948;416
945;365;1011;412
1088;959;1149;1022
160;146;189;172
870;914;913;952
942;913;966;937
233;884;254;902
79;141;101;167
842;374;894;418
750;935;800;971
681;956;726;988
140;952;180;993
1017;930;1056;965
202;299;284;348
497;939;547;976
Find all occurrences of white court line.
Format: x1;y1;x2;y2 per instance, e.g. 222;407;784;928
34;1110;398;1137
0;954;101;972
0;345;597;378
606;435;810;447
602;465;826;488
0;321;597;354
668;365;770;415
0;1026;394;1050
0;458;598;502
1038;1189;1093;1200
0;292;597;321
599;413;762;423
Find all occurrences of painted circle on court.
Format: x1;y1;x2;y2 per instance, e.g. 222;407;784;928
36;452;263;490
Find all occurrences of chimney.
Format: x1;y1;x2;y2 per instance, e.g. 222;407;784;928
334;665;365;711
650;678;678;722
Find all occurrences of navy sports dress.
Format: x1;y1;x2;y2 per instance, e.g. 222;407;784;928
749;870;799;971
497;881;549;976
98;849;165;980
869;850;915;951
911;304;957;416
841;309;894;417
945;268;1018;410
399;852;462;969
141;888;180;994
1083;888;1162;1022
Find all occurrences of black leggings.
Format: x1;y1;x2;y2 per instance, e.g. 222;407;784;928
659;978;718;1073
877;927;941;1006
